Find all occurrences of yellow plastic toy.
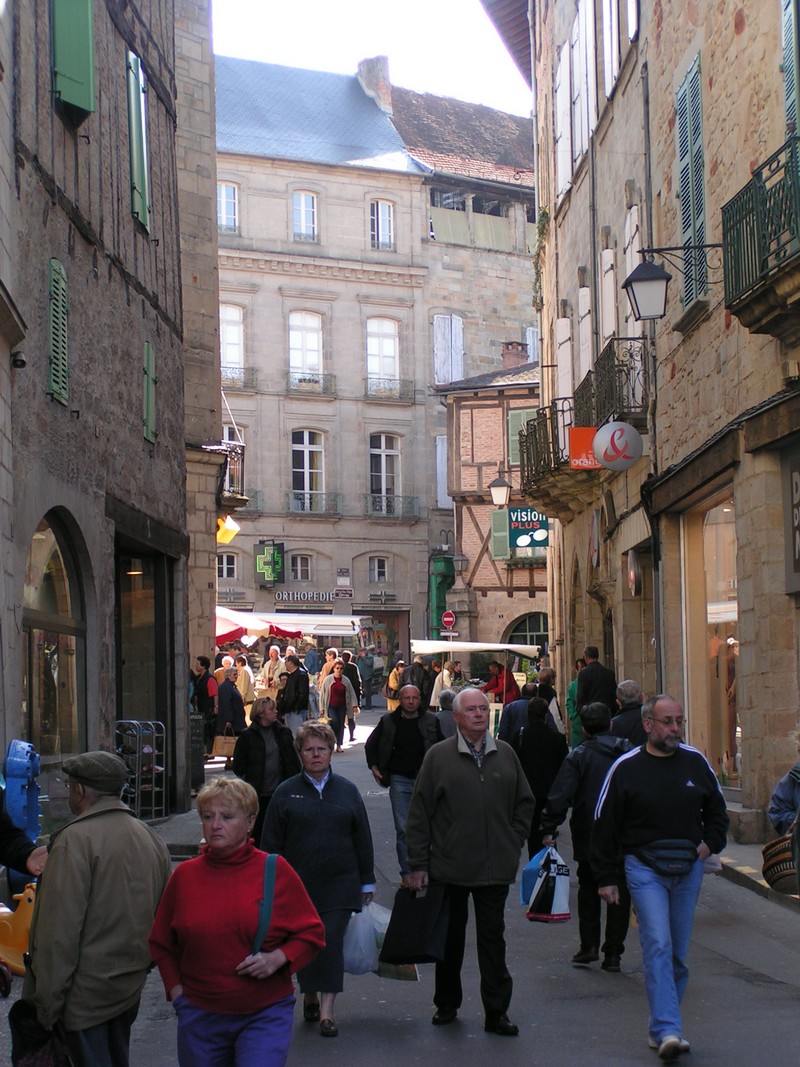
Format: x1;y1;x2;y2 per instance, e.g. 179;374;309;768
0;881;36;994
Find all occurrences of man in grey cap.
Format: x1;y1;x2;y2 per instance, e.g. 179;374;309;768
23;750;172;1066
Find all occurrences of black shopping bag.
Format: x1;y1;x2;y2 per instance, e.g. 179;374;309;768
378;884;450;964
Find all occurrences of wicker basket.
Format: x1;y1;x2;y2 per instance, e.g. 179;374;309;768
761;832;797;893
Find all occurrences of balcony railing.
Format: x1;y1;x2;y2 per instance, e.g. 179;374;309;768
285;370;336;396
221;364;258;391
286;491;342;516
573;370;595;427
594;336;648;426
363;376;415;402
519;398;573;485
363;493;419;519
218;442;246;503
723;135;800;306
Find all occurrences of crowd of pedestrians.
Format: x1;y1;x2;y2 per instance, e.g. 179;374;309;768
5;641;735;1067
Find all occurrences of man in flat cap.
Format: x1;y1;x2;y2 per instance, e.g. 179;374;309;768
23;751;172;1066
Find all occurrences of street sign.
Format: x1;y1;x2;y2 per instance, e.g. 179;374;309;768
441;610;456;629
333;587;354;599
440;630;459;638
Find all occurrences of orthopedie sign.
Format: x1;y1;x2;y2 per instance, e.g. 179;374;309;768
508;507;549;548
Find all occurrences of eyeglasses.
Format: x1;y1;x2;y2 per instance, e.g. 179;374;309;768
647;716;684;727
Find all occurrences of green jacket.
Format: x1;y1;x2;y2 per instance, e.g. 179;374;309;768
406;731;534;886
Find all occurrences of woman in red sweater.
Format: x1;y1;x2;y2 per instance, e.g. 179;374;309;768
149;777;325;1067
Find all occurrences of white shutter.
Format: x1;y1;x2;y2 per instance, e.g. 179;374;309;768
555;317;573;399
555;47;572;198
578;287;592;382
450;315;464;380
526;324;540;368
623;205;642;337
435;435;452;508
433;314;463;384
571;13;586;162
603;0;620;98
600;249;617;344
582;0;597;135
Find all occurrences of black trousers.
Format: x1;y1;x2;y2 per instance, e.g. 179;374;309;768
576;859;631;955
64;999;140;1067
435;883;512;1020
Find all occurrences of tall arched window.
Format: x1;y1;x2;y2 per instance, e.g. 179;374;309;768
220;304;244;369
289;311;323;375
507;612;549;655
366;317;399;382
369;432;400;514
291;429;325;512
23;515;86;762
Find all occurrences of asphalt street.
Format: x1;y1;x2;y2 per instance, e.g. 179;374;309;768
1;709;799;1065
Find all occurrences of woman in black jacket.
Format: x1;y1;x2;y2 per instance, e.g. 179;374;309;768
515;697;568;857
232;696;301;845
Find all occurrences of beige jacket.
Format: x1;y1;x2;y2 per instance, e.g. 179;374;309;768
24;797;172;1031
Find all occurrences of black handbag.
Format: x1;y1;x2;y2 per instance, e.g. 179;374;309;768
378;884;450;964
634;839;699;876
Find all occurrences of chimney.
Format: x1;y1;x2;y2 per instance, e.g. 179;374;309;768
501;340;529;368
357;56;393;114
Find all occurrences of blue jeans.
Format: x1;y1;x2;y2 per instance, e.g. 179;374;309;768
389;774;415;876
174;994;294;1067
624;853;704;1042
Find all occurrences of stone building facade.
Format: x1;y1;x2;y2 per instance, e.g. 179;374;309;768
214;57;536;656
0;0;219;815
486;0;800;838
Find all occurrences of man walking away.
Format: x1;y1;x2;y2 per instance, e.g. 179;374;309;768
592;695;728;1061
406;688;534;1037
611;679;647;746
540;702;631;971
24;751;171;1067
576;645;617;716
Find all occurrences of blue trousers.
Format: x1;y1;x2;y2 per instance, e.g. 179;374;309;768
388;774;415;876
174;994;295;1067
624;854;704;1043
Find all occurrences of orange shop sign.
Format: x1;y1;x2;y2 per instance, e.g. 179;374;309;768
569;427;602;470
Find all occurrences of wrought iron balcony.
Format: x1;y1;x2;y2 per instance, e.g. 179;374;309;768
363;376;415;402
573;371;595;427
519;398;599;521
594;337;648;427
363;494;419;519
286;491;342;516
723;136;800;345
285;370;336;396
221;364;258;391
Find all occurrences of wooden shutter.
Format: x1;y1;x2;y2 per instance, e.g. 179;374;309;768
433;314;463;384
784;0;799;134
676;56;706;306
435;435;451;508
526;324;540;368
555;317;573;399
52;0;95;117
490;509;510;560
578;287;592;381
127;51;151;229
508;408;538;466
143;341;157;443
555;47;572;198
600;248;617;343
48;259;69;406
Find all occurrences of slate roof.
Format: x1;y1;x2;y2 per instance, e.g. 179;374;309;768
215;56;424;173
390;87;534;186
436;363;540;394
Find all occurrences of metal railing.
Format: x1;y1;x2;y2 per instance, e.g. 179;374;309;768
723;135;800;305
519;398;573;486
573;370;595;427
285;370;336;396
363;494;419;519
219;442;246;500
363;376;415;402
285;491;342;516
594;337;648;425
221;365;258;391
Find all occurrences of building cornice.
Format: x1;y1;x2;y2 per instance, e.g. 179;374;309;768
219;251;426;287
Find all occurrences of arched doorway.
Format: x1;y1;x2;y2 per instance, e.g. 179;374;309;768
22;514;87;763
507;612;549;655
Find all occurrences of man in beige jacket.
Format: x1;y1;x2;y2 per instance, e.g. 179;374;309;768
24;750;171;1066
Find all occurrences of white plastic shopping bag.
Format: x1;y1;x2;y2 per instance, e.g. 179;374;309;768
524;845;570;923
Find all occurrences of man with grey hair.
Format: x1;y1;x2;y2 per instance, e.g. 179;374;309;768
436;688;457;738
407;688;534;1036
611;679;647;746
24;751;171;1066
217;665;246;736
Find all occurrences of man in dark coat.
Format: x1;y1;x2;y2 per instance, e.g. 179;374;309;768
233;696;301;845
611;679;647;746
216;667;246;736
541;702;631;972
576;644;617;713
515;697;568;857
282;653;310;735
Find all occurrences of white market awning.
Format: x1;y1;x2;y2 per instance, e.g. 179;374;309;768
410;639;540;658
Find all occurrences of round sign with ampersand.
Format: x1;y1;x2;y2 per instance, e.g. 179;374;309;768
592;421;644;471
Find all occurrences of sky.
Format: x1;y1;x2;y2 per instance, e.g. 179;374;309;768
211;0;532;117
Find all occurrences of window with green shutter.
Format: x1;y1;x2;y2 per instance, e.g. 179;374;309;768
490;509;510;560
675;55;707;306
143;341;157;442
51;0;95;121
127;51;151;230
784;0;799;134
48;259;69;406
507;408;538;466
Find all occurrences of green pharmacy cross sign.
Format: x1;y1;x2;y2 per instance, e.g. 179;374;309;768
254;541;284;586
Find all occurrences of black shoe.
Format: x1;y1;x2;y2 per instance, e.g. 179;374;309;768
601;953;621;972
571;948;599;967
484;1014;519;1036
432;1008;457;1026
